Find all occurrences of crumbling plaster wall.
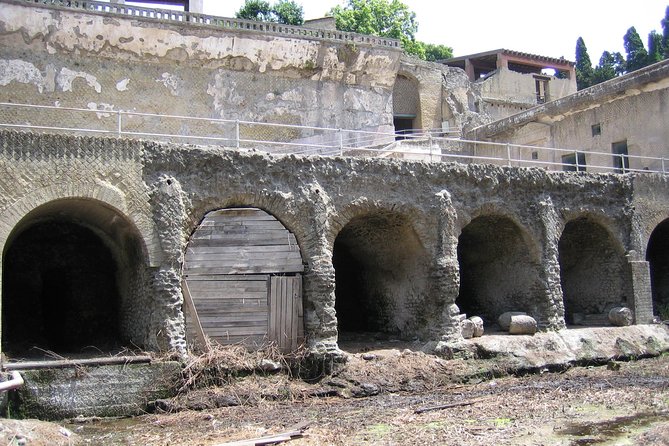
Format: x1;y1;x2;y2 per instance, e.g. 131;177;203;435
0;1;401;133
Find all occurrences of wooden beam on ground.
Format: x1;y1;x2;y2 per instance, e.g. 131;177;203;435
2;355;152;371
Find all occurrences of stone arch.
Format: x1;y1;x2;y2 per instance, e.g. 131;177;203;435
393;72;422;134
188;191;317;269
331;203;434;341
558;214;632;326
455;210;543;327
1;196;151;356
646;218;669;319
0;182;160;268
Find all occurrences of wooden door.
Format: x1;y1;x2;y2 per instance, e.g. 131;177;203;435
269;275;304;353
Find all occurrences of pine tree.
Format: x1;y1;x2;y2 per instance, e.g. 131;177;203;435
662;6;669;58
624;26;649;72
575;37;594;90
648;30;664;65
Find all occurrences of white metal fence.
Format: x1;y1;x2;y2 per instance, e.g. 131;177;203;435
0;102;666;175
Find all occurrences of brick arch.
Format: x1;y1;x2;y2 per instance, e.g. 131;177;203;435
456;204;542;263
455;205;545;326
558;210;629;255
0;181;161;267
188;190;318;268
328;199;434;253
558;212;632;326
330;200;436;340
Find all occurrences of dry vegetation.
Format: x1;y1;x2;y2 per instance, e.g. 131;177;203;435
57;345;669;446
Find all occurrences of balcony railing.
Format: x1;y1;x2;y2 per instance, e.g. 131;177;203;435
0;102;666;175
13;0;401;49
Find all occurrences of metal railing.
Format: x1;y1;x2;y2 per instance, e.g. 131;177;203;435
0;102;667;175
14;0;401;49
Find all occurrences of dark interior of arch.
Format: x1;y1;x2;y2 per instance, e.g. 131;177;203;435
456;215;539;326
2;199;146;357
559;217;630;326
646;218;669;318
333;211;429;340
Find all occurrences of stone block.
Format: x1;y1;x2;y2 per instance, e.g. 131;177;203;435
498;311;527;331
470;316;484;337
509;315;537;335
609;307;634;327
461;319;475;339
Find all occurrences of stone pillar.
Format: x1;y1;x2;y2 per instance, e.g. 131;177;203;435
496;53;509;70
628;258;654;324
464;59;475;82
147;176;189;356
431;190;462;343
535;196;565;330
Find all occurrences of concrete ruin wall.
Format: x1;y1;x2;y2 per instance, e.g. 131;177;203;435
0;1;402;134
0;129;660;357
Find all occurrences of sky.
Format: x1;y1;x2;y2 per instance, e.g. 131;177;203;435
196;0;669;62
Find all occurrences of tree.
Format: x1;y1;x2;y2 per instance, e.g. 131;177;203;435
236;0;273;22
591;51;623;85
647;30;664;65
329;0;422;58
662;6;669;58
273;0;304;25
422;42;454;62
624;26;649;72
575;37;594;90
235;0;304;25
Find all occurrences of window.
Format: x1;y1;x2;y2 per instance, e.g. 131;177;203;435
562;152;586;172
612;140;629;173
531;151;538;160
591;124;601;136
534;75;550;104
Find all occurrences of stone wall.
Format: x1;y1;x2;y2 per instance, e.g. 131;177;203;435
0;0;402;137
0;129;656;357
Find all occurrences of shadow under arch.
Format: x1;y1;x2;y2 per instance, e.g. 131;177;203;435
558;215;631;326
2;198;149;357
333;209;431;342
646;218;669;319
456;213;542;327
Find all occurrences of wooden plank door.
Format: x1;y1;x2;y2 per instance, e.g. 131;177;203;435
268;275;304;353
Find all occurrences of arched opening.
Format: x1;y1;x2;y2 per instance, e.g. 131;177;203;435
184;208;304;353
2;199;147;358
333;211;430;341
393;74;421;138
456;215;540;328
646;218;669;319
559;216;631;326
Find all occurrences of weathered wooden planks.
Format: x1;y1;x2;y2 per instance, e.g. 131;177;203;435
184;208;304;351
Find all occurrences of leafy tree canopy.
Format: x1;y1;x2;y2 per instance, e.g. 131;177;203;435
648;30;664;65
236;0;304;25
329;0;452;60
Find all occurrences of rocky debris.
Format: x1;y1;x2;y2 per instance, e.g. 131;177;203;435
461;316;485;339
258;359;282;373
609;307;634;326
361;353;377;361
470;316;484;337
509;315;538;335
498;312;527;331
351;382;380;398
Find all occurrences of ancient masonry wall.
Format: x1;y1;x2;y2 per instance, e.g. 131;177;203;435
0;1;402;135
0;130;659;355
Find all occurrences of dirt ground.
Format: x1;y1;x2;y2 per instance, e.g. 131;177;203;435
3;344;667;446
